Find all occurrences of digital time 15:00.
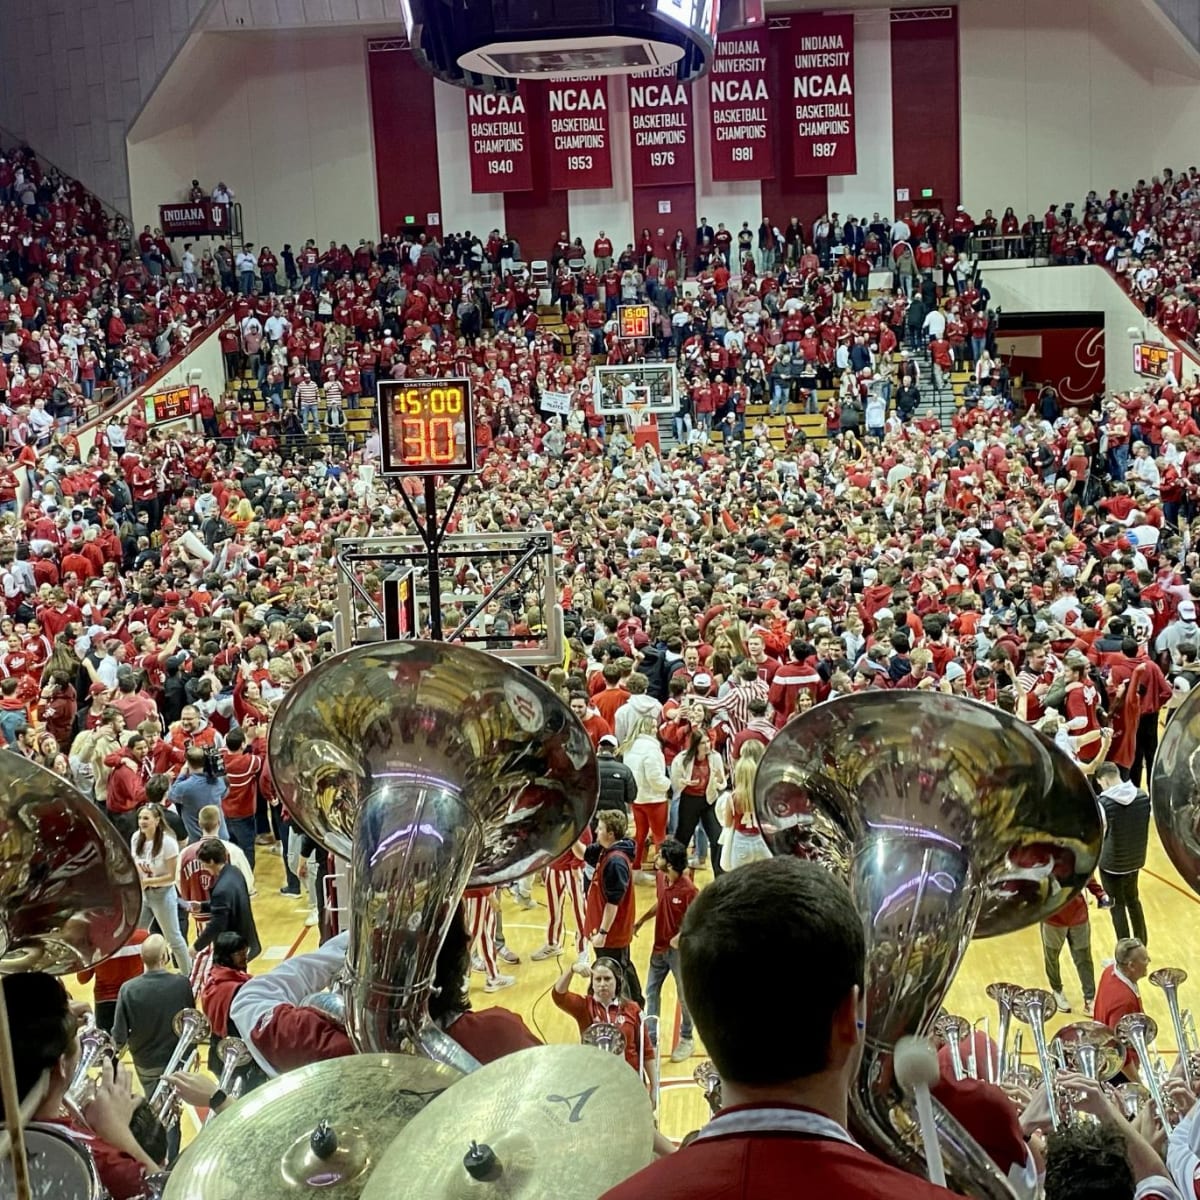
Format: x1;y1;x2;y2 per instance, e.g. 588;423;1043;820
393;386;464;465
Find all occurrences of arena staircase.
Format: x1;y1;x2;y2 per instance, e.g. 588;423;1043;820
229;368;376;453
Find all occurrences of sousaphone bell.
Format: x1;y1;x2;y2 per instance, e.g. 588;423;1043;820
754;692;1103;1199
268;641;598;1065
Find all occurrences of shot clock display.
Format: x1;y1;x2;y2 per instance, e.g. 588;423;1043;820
377;378;477;476
617;303;652;340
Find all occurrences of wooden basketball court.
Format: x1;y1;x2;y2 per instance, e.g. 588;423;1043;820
74;823;1196;1149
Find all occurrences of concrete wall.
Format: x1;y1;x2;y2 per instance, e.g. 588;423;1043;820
127;31;379;254
981;261;1200;394
0;0;210;215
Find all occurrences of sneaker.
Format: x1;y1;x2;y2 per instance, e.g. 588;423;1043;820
1053;991;1071;1013
484;974;515;993
255;834;275;846
498;946;521;965
670;1037;695;1064
304;910;319;927
471;954;485;973
279;887;301;897
530;943;562;961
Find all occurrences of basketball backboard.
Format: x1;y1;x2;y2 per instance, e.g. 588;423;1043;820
593;362;679;415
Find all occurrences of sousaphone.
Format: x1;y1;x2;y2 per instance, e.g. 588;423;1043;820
754;692;1103;1199
268;640;597;1064
0;754;143;1198
1150;685;1200;894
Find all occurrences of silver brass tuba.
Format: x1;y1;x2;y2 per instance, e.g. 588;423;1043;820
1152;686;1200;895
268;641;597;1065
755;692;1103;1199
1150;967;1196;1090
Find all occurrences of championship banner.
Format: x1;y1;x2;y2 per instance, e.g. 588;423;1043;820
465;87;533;193
627;68;694;188
786;13;856;177
545;77;612;190
708;31;773;182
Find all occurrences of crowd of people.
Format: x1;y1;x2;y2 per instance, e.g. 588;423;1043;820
1;145;1200;1199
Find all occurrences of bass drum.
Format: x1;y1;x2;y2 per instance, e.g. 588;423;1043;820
0;1123;100;1199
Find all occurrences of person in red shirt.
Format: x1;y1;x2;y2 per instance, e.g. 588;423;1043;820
584;808;641;1002
601;859;966;1200
552;956;656;1091
633;838;698;1063
219;724;262;867
77;928;149;1033
3;972;161;1199
1095;937;1151;1080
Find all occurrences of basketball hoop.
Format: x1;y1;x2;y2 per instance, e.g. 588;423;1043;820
626;400;648;428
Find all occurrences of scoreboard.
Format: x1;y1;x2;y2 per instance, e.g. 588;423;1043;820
617;303;652;340
1133;342;1181;379
377;378;477;476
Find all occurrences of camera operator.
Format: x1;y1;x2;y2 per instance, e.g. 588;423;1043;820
167;746;229;842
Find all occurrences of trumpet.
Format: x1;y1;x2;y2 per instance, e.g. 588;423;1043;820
203;1037;251;1125
1051;1021;1124;1085
1013;988;1062;1130
64;1019;118;1124
1115;1014;1173;1130
581;1022;626;1056
1150;967;1197;1090
147;1009;211;1127
986;981;1022;1084
932;1015;970;1082
693;1060;722;1116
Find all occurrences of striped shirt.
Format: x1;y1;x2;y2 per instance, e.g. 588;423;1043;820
295;380;319;406
694;678;769;735
324;379;343;405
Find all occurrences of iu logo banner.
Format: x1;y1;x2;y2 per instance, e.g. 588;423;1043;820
707;30;773;182
465;87;534;193
786;13;856;178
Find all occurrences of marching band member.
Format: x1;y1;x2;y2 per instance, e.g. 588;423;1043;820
601;859;959;1199
2;973;161;1200
231;903;539;1077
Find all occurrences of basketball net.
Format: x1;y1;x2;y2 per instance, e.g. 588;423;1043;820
626;401;649;428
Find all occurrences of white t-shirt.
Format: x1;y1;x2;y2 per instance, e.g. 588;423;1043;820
131;831;180;886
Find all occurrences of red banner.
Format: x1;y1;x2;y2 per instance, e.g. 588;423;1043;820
628;69;693;188
545;77;612;190
707;31;773;182
787;14;856;177
465;87;533;193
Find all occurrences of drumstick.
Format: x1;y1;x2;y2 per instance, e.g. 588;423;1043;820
895;1035;948;1189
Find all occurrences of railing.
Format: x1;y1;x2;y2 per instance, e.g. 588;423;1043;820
62;301;235;457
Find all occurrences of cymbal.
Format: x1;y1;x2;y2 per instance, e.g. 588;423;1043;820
164;1054;463;1199
362;1044;655;1200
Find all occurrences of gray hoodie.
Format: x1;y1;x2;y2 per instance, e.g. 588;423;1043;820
614;693;664;745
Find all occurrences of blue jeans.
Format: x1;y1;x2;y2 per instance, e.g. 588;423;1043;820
141;885;190;972
646;948;692;1040
227;816;256;869
239;271;255;295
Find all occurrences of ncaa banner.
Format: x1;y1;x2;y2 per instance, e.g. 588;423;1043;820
707;30;773;182
787;13;856;177
465;86;533;193
545;77;613;190
627;68;694;188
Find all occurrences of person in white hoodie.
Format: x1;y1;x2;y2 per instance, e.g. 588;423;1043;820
619;715;671;879
614;672;663;745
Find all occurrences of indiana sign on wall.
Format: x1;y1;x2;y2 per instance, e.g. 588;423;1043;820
627;68;694;187
708;30;773;182
786;13;856;177
545;76;613;190
465;87;534;192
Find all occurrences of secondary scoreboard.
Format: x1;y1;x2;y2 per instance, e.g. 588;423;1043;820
377;378;477;476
